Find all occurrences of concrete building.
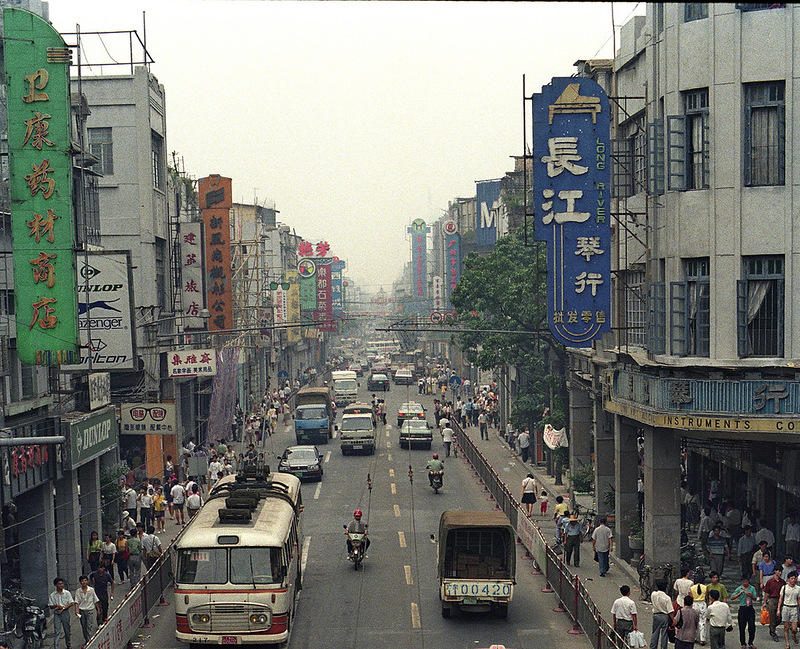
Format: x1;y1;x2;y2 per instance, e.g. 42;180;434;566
567;3;800;568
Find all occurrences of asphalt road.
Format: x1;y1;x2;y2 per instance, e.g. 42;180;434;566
143;379;592;649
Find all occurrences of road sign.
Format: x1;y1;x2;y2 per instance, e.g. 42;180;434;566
449;375;462;387
430;312;443;324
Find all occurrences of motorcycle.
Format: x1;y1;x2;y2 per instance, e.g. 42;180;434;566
429;470;443;494
344;526;367;570
3;588;47;647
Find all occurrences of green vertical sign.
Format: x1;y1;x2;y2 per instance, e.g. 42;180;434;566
4;8;78;364
300;275;316;311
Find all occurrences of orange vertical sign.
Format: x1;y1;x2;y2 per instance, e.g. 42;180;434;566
198;175;233;333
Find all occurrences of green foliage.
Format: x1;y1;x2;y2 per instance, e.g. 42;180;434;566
569;464;595;493
100;462;129;533
628;518;644;540
552;445;569;468
603;485;616;509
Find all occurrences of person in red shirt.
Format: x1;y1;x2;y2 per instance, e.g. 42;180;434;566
763;572;786;641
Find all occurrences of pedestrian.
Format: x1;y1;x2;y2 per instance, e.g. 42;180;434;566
759;550;777;588
738;525;757;579
707;526;731;577
120;510;136;535
785;515;800;562
171;480;186;527
187;484;202;519
553;495;568;521
100;534;116;573
86;530;101;573
127;528;142;587
517;428;531;463
142;526;162;570
674;567;694;601
114;530;129;583
122;483;138;521
592;516;613;577
611;584;638;640
540;490;549;516
778;570;800;649
729;575;757;649
751;540;769;595
707;572;727;602
89;565;113;625
562;513;583;567
763;571;785;642
138;487;153;530
521;473;537;518
74;574;100;646
690;577;709;646
49;577;74;649
650;581;673;649
781;555;796;581
756;525;776;555
441;423;454;458
478;410;488;440
674;594;700;649
703;588;732;649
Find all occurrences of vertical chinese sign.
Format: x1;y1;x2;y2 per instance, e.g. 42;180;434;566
5;8;78;364
408;219;428;312
286;270;301;344
179;222;205;329
314;262;334;332
442;219;461;308
533;78;611;347
331;259;345;318
272;285;287;326
476;179;501;247
198;175;233;333
432;276;443;311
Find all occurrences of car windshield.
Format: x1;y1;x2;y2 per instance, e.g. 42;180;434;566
342;416;373;431
296;406;326;420
176;548;227;584
335;379;357;390
285;448;318;461
372;374;387;381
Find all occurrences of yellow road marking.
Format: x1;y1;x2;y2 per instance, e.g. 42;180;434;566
387;441;392;449
398;531;406;547
404;565;413;585
393;504;401;517
410;602;421;628
387;453;392;462
390;483;396;494
389;468;395;477
386;431;390;437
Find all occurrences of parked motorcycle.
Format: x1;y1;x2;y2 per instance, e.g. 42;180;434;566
344;526;367;570
3;587;47;647
429;470;443;494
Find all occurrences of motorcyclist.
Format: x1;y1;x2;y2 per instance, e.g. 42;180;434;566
425;453;444;486
345;509;370;554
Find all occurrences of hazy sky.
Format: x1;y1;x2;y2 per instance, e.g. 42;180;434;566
48;1;645;290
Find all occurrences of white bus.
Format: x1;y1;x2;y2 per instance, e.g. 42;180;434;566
365;339;399;357
174;467;303;646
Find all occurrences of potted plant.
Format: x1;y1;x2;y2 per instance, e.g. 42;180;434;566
628;519;644;551
602;486;616;525
569;464;595;511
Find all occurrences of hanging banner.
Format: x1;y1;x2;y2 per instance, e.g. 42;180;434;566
179;222;205;329
408;219;429;311
476;179;501;247
166;348;218;378
442;220;461;306
198;175;233;333
314;262;335;332
331;259;345;317
286;269;301;343
533;77;611;347
5;7;78;364
432;275;444;311
62;251;136;371
273;286;287;325
542;423;569;450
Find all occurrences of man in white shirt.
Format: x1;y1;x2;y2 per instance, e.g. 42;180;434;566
186;485;203;518
778;570;800;648
208;457;224;487
517;429;531;463
48;577;74;649
142;526;162;569
123;484;138;518
611;584;638;639
704;589;732;649
673;567;694;600
755;526;775;551
170;482;186;526
591;516;613;577
74;574;100;644
441;424;454;458
650;582;673;649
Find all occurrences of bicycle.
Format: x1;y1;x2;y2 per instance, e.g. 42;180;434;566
573;502;597;539
638;562;675;601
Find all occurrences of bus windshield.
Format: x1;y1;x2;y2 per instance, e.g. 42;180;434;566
177;548;227;584
177;547;283;585
334;379;357;391
230;547;281;584
341;416;373;431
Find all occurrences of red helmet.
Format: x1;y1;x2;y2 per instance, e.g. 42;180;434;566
432;453;439;459
353;509;362;518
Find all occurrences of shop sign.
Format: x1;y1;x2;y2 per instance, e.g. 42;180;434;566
443;225;461;307
120;402;177;435
542;423;568;450
313;262;335;332
179;222;206;329
286;270;301;344
331;259;345;317
297;240;331;257
4;8;79;364
199;175;233;333
408;219;429;307
166;348;217;378
533;77;611;347
476;179;501;247
88;371;110;410
64;406;117;470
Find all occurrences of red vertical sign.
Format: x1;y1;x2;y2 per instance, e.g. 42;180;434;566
314;262;334;332
198;175;232;333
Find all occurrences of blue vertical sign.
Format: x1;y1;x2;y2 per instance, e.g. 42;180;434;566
476;179;501;247
408;218;429;312
331;259;345;317
533;77;611;347
442;220;462;307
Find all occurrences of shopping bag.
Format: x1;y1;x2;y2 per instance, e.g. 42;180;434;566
628;630;646;648
760;606;770;625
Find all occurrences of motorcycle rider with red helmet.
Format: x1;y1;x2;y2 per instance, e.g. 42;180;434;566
426;453;444;486
346;509;370;554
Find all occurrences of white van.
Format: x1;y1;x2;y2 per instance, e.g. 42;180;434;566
331;370;358;406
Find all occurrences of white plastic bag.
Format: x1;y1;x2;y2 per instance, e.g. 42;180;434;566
627;630;646;648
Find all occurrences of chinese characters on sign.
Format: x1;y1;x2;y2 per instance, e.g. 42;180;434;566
199;176;233;333
273;285;288;326
120;403;177;435
297;240;331;258
533;78;611;347
432;275;444;311
179;222;206;329
313;262;335;332
166;348;218;378
4;8;79;364
408;219;429;310
331;259;345;318
442;221;461;308
286;270;302;344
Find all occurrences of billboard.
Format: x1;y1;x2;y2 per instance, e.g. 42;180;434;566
120;402;177;435
298;258;317;313
272;285;287;325
5;8;78;364
63;252;136;371
331;259;345;317
533;78;611;348
476;179;501;247
286;270;301;343
442;220;461;306
198;175;233;333
314;262;335;332
166;348;218;378
408;219;428;310
432;276;444;311
179;222;205;329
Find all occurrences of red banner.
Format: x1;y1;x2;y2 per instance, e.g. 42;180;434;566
313;262;335;332
198;176;232;333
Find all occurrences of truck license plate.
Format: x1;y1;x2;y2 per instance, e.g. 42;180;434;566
221;637;239;645
352;445;363;450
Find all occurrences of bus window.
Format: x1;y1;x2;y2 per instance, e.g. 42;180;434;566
230;547;281;584
177;549;227;584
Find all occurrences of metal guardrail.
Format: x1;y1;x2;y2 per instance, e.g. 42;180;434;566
452;420;627;649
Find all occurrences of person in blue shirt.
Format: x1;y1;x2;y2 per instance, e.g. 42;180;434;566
730;576;758;649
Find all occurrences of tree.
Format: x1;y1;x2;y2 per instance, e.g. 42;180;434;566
451;229;568;432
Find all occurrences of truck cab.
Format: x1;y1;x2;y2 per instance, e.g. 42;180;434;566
331;370;358;407
339;410;376;455
294;387;333;445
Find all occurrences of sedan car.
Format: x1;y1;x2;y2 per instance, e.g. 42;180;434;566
277;445;324;481
367;372;390;391
399;418;433;449
397;401;425;428
348;362;363;377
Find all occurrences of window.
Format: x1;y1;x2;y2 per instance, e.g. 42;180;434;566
230;547;282;584
21;364;35;399
684;3;708;21
176;548;227;584
613;115;646;199
671;258;710;357
737;256;784;357
88;127;113;175
668;89;709;191
647;119;664;196
648;282;666;354
151;131;164;190
744;81;785;186
736;3;785;10
623;269;647;347
155;238;167;308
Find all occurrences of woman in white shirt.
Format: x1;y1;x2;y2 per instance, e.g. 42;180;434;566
521;473;537;518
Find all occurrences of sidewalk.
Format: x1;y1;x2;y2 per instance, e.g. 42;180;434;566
457;422;777;648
